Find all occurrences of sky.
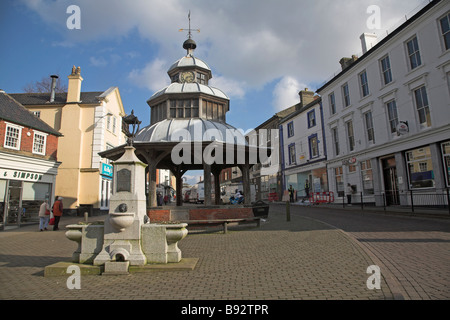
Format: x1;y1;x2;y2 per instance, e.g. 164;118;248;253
0;0;428;184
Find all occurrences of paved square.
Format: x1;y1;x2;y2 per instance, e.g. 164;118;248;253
0;207;392;300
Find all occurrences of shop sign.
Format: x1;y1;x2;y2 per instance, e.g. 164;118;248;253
396;121;409;135
0;169;43;182
342;157;357;166
101;163;113;178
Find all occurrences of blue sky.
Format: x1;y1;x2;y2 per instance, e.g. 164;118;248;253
0;0;427;183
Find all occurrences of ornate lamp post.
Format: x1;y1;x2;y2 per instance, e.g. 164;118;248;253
122;110;141;146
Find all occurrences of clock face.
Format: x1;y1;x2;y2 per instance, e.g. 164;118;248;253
180;71;194;83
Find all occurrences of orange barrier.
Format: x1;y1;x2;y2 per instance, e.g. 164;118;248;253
309;192;335;204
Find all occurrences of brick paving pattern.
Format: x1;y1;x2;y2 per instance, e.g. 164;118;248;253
0;207;392;300
289;204;450;300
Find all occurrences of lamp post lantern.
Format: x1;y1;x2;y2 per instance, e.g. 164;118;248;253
123;110;141;146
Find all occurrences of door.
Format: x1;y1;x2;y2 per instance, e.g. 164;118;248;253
382;157;399;205
6;180;23;225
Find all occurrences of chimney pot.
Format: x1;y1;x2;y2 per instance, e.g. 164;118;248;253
50;75;59;103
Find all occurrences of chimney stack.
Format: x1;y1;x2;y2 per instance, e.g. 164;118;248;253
67;66;83;103
360;33;378;54
339;55;358;70
299;88;315;107
50;75;58;102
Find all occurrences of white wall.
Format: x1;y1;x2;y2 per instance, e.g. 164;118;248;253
319;1;450;164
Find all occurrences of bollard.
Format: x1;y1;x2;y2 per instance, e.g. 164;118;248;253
84;211;88;223
361;192;364;210
286;201;291;222
447;189;450;215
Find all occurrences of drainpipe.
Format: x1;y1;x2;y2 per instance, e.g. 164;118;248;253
279;124;286;192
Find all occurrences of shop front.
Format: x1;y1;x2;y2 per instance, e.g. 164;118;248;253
0;168;56;229
284;164;328;200
327;140;450;208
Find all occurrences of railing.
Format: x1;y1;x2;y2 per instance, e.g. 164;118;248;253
337;189;450;215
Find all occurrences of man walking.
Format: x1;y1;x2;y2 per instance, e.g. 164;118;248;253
304;179;310;199
38;199;50;231
346;183;353;206
288;185;295;203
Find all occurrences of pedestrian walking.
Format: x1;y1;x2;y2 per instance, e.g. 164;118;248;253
288;185;295;203
38;200;50;231
157;192;163;206
304;179;310;199
346;183;353;206
163;194;168;205
52;196;63;231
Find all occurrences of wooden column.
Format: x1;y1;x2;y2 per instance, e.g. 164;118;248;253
148;164;157;207
213;169;221;205
204;163;212;206
175;170;183;207
241;164;251;205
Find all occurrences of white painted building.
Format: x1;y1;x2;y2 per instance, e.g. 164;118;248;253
317;0;450;206
279;90;328;199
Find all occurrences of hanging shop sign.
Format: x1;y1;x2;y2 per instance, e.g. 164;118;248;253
396;121;409;135
101;163;113;178
342;157;357;166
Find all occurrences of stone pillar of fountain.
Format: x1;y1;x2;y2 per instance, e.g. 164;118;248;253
94;146;148;267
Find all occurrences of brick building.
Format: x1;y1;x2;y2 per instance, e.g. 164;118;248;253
0;90;61;229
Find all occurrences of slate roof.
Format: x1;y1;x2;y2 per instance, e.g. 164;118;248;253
278;97;322;125
9;91;105;105
0;91;62;136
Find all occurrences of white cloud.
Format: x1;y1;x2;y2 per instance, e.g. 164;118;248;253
209;76;246;100
128;58;170;92
22;0;428;96
183;173;203;186
272;76;307;112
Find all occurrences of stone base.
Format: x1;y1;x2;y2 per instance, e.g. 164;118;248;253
93;239;147;266
102;261;130;275
44;258;198;277
44;262;103;277
128;258;198;272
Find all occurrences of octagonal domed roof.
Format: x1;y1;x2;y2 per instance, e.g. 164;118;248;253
147;82;229;103
134;118;247;145
168;55;211;73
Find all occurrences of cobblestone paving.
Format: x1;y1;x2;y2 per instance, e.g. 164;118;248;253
0;208;392;300
287;204;450;300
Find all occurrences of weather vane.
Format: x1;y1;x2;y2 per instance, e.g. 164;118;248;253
179;10;200;39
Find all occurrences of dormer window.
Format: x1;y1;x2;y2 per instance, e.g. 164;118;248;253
171;73;179;83
168;99;200;119
197;72;207;85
